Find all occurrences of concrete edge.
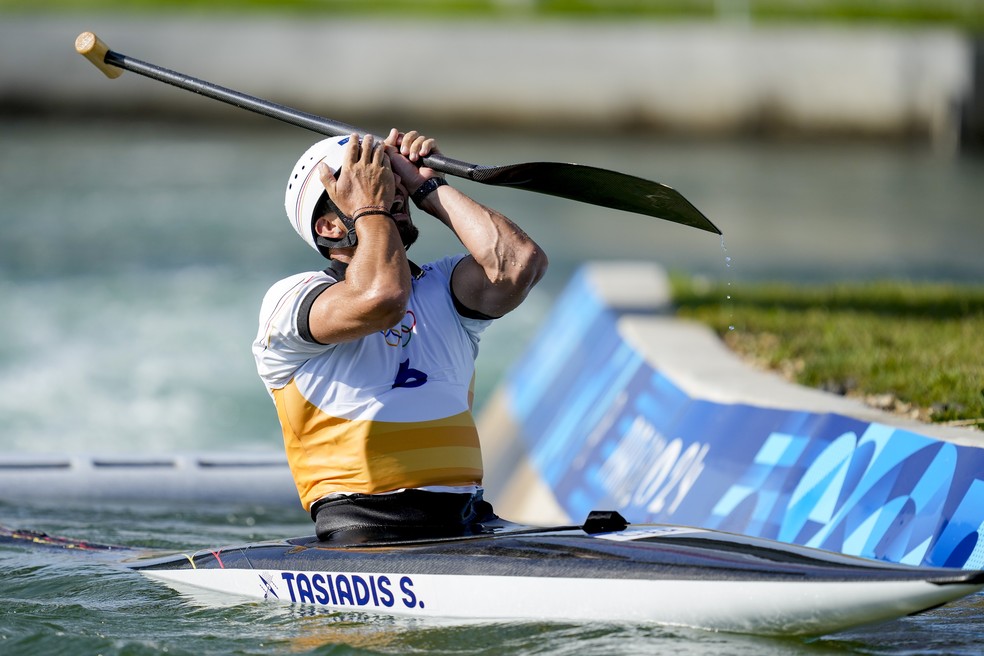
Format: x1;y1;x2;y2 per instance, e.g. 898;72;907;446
586;260;981;447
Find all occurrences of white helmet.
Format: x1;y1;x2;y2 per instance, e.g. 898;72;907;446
284;135;353;254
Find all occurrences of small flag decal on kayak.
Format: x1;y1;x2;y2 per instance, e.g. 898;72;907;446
259;573;280;600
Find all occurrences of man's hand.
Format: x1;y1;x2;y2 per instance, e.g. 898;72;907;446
318;134;396;221
384;128;441;196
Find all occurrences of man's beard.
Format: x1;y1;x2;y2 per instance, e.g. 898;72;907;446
397;219;420;250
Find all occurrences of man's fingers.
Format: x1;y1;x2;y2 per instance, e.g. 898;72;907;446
355;134;391;168
360;134;377;164
317;163;336;192
400;131;418;157
342;133;360;167
374;142;391;167
419;137;436;158
398;131;436;162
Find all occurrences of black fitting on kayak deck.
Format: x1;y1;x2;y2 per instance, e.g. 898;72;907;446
582;510;629;534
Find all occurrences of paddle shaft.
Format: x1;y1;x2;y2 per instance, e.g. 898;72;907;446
109;52;361;137
74;32;720;233
77;32;478;179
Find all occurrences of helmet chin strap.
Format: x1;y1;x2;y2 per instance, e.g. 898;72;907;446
312;190;417;254
313;192;359;250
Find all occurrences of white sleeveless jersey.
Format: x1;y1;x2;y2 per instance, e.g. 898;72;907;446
252;255;491;509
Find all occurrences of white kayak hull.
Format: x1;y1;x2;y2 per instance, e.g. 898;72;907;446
128;517;984;636
141;566;981;636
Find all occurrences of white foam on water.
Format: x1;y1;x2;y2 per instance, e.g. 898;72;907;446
0;268;279;454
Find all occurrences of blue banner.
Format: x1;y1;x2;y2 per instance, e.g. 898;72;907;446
506;267;984;569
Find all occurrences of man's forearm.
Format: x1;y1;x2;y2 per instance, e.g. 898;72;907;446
345;216;412;327
423;187;538;276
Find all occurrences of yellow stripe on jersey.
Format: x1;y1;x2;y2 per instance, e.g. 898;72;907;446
273;380;484;510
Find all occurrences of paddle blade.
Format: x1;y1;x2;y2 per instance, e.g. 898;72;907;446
473;161;720;234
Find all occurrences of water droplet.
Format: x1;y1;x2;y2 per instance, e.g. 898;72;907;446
720;236;737;333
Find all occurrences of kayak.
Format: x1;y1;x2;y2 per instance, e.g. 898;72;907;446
123;511;983;636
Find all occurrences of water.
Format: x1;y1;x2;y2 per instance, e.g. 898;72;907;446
3;501;983;656
3;501;983;655
2;119;983;653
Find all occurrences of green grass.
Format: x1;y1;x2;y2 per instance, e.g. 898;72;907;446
2;0;981;31
671;276;984;429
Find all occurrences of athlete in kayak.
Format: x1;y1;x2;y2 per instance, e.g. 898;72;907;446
253;130;548;543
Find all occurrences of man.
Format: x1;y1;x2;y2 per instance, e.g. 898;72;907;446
253;129;548;543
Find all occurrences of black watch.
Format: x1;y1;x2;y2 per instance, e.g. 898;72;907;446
410;177;448;208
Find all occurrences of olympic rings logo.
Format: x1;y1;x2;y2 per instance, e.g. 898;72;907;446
382;310;417;347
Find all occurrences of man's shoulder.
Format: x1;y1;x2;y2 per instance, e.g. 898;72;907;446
257;270;336;326
419;254;467;280
263;270;333;298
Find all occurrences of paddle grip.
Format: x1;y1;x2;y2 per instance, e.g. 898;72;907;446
77;33;363;137
75;32;123;79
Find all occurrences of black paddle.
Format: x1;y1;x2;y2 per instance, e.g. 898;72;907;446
75;32;720;235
